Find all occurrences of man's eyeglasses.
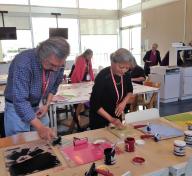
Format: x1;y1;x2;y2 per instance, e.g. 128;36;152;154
47;60;66;71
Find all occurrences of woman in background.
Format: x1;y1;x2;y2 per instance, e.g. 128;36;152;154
71;49;94;83
89;48;135;130
143;43;161;76
128;58;146;85
70;49;94;130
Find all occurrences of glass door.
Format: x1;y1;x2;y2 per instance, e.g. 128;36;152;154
122;26;141;65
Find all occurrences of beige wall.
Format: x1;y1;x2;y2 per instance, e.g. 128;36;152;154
185;0;192;43
141;0;192;59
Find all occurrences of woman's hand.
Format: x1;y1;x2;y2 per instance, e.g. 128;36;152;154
115;100;127;117
111;118;125;129
36;105;49;119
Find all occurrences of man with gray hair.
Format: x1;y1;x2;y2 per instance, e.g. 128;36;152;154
4;37;70;140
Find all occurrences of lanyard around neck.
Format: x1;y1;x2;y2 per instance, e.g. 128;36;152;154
42;69;51;97
110;68;124;105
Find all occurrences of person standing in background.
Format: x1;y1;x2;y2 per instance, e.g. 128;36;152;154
4;37;70;140
143;43;161;76
70;49;94;130
71;49;94;83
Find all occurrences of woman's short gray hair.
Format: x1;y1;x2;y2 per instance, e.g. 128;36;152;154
36;37;70;61
110;48;136;67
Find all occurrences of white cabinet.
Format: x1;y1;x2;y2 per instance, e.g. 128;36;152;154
149;66;180;103
180;67;192;100
149;66;192;102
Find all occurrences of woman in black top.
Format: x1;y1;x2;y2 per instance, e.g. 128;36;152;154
128;58;146;85
89;48;135;130
143;43;161;76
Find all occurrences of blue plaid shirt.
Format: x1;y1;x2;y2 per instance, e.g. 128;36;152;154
4;49;64;122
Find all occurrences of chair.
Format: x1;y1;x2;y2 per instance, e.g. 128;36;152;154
185;156;192;176
56;105;73;119
125;108;160;124
169;156;192;176
143;168;169;176
134;80;160;110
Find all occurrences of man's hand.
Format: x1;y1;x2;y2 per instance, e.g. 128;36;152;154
37;126;55;141
31;118;55;141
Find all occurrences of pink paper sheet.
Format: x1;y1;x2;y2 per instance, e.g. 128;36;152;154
60;142;122;166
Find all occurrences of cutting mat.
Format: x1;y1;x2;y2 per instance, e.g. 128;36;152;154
107;126;134;139
165;113;192;128
138;123;184;140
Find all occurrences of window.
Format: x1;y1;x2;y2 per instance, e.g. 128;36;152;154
122;13;141;27
81;35;118;69
122;29;130;52
131;27;141;65
122;0;141;8
80;18;118;69
122;27;141;65
0;0;28;5
30;0;76;8
121;13;141;65
32;17;79;61
80;19;118;35
1;30;32;62
79;0;117;10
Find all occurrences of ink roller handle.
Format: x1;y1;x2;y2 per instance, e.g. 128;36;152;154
133;124;147;129
140;134;154;139
73;137;88;146
96;169;114;176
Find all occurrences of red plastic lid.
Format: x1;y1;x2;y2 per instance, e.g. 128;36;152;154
132;157;145;165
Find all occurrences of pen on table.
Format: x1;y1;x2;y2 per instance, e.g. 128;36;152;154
111;142;117;154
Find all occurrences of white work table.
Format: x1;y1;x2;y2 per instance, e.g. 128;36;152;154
0;74;7;85
49;82;160;132
0;96;5;113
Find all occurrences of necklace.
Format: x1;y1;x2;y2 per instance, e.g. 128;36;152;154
114;75;121;85
116;80;121;86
